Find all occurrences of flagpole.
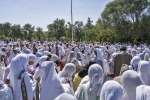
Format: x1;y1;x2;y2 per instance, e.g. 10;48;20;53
71;0;73;43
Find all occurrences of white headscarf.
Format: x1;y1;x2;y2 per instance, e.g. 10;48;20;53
9;54;35;100
136;85;150;100
67;51;76;63
128;56;141;71
0;58;5;81
40;61;65;100
54;93;77;100
0;81;13;100
138;61;150;85
77;52;85;65
58;63;76;86
121;70;144;100
84;64;103;100
100;80;123;100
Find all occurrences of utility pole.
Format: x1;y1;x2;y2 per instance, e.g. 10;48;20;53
71;0;73;43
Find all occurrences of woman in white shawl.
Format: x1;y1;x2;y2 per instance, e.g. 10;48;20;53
77;52;85;66
75;64;103;100
40;61;65;100
94;48;109;81
100;80;123;100
121;70;144;100
136;85;150;100
138;61;150;85
67;51;76;63
58;63;76;87
0;54;5;81
9;54;35;100
55;93;77;100
0;80;13;100
128;56;141;71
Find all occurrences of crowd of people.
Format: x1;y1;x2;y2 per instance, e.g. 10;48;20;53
0;39;150;100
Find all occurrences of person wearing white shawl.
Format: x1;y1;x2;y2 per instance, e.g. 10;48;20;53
75;64;103;100
77;52;85;66
94;48;109;81
100;80;123;100
55;93;77;100
0;54;5;81
67;51;76;63
138;61;150;85
144;48;150;61
33;56;48;80
0;80;13;100
9;54;35;100
136;85;150;100
128;56;141;71
39;61;65;100
58;63;76;87
74;47;79;55
121;70;144;100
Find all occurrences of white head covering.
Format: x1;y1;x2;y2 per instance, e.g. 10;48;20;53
138;61;150;85
39;56;48;66
77;52;85;65
100;80;123;100
128;56;141;71
54;93;77;100
136;85;150;100
84;64;103;100
42;51;51;56
40;61;65;100
121;70;144;100
51;54;59;62
95;48;104;61
28;53;36;62
58;63;76;81
67;51;76;63
9;54;34;100
0;81;13;100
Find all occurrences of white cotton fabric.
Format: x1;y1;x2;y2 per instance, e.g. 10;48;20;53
0;84;13;100
136;85;150;100
9;54;35;100
28;53;36;62
33;56;48;79
100;80;123;100
58;63;76;86
0;62;5;81
77;52;85;65
40;61;65;100
51;54;59;62
84;64;103;100
128;56;141;71
42;51;51;56
54;93;77;100
121;70;144;100
138;61;150;85
67;51;76;63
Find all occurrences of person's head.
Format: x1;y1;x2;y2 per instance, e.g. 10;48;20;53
28;54;36;65
120;46;126;51
138;61;150;75
100;81;123;100
88;64;103;86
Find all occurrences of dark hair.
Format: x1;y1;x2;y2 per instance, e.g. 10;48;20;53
120;46;126;51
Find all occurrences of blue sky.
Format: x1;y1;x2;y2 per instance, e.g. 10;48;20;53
0;0;113;31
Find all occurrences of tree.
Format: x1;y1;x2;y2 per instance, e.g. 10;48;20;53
73;21;84;41
2;22;11;37
22;24;35;41
10;24;22;40
36;27;43;41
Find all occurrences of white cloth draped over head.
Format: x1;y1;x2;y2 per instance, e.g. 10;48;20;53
42;51;51;56
58;63;76;84
33;56;48;79
58;46;65;58
95;48;104;61
0;82;13;100
0;59;5;81
9;54;35;100
128;56;141;71
77;52;85;65
138;61;150;85
67;51;76;63
28;53;36;62
51;54;59;62
75;64;103;100
40;61;65;100
136;85;150;100
100;80;123;100
121;70;144;100
54;93;77;100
